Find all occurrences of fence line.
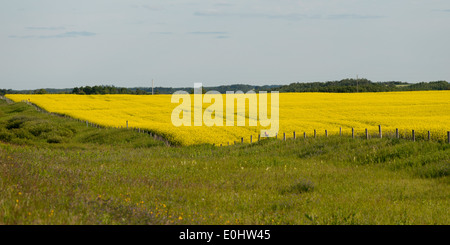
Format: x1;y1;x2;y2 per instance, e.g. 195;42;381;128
3;97;449;147
226;127;450;147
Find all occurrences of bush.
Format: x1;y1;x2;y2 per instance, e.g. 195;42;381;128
282;179;315;194
0;128;13;142
6;116;34;129
47;136;64;144
28;122;53;136
415;161;450;178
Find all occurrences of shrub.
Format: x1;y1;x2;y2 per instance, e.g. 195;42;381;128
47;135;64;144
282;179;315;194
415;161;450;178
0;128;13;142
28;122;53;136
6;116;33;129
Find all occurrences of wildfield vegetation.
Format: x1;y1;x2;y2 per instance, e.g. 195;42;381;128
0;100;449;225
5;91;450;145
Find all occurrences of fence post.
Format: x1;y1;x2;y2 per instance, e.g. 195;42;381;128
352;128;354;139
447;131;449;144
283;133;286;141
126;121;128;129
340;127;342;136
275;133;277;139
241;137;244;144
325;130;328;137
304;132;306;139
250;135;253;143
365;129;368;140
379;125;382;138
86;121;88;127
396;128;399;139
314;129;316;138
293;131;296;140
412;130;415;142
258;134;261;142
428;131;430;141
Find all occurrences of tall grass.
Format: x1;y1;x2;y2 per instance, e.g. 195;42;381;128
0;100;449;224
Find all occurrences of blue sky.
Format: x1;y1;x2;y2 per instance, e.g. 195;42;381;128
1;0;450;89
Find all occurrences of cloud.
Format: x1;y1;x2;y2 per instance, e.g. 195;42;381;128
142;5;163;11
186;31;230;39
8;35;35;39
130;4;163;11
193;10;307;20
26;26;66;31
38;31;96;38
194;11;384;21
433;9;450;12
193;10;227;17
151;31;173;35
213;3;233;7
188;31;228;35
9;31;96;39
327;14;384;20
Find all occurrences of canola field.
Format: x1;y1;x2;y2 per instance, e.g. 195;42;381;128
6;91;450;145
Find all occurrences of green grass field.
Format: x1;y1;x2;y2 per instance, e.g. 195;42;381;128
0;99;449;224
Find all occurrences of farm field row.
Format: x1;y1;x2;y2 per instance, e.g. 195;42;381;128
6;91;450;145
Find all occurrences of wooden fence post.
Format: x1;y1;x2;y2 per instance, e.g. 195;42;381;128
126;121;128;129
352;128;354;139
258;134;261;141
396;128;399;139
412;130;415;142
303;132;306;139
365;129;368;140
325;130;328;137
283;133;286;141
428;131;430;141
340;127;342;136
241;137;244;144
314;129;316;138
447;131;449;144
379;125;382;138
86;121;88;127
293;131;296;140
250;135;253;143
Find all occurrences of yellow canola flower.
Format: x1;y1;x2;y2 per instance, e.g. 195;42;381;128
5;91;450;145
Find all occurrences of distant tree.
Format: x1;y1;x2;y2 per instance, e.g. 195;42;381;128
135;89;147;95
0;89;9;95
189;87;206;94
33;89;48;94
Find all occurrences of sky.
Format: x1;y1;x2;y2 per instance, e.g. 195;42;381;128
1;0;450;90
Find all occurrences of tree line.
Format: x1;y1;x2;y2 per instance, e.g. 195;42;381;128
72;86;150;95
1;79;448;95
271;79;449;93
